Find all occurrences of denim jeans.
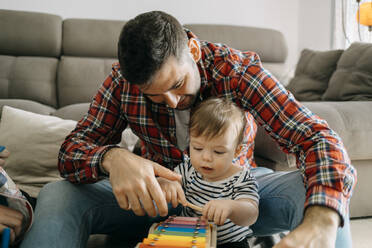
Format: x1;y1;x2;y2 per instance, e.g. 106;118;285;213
20;167;352;248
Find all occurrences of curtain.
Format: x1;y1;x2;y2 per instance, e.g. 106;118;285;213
333;0;372;49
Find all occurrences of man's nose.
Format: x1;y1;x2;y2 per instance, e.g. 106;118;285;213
163;92;180;109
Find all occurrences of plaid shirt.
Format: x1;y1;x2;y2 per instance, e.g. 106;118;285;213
58;30;356;225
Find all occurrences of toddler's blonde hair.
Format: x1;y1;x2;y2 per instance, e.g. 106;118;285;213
190;97;246;146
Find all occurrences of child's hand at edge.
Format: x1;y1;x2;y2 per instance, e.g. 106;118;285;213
0;146;10;167
0;146;9;156
0;205;23;244
156;177;187;208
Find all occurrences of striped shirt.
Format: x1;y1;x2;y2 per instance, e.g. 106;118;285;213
58;29;356;226
174;157;259;244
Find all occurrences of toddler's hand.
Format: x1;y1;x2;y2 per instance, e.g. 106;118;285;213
202;199;234;225
157;177;187;208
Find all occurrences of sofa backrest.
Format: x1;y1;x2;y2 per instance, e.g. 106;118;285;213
184;24;287;63
0;9;62;108
57;18;124;107
183;24;288;80
0;9;288;111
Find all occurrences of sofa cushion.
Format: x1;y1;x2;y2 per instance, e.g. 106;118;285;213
322;42;372;101
5;56;58;107
0;55;58;107
52;103;90;121
0;106;77;197
286;49;343;101
57;56;116;107
63;19;125;58
0;55;15;99
0;9;62;57
0;99;55;118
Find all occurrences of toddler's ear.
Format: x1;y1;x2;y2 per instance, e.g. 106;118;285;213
234;144;243;157
0;146;10;158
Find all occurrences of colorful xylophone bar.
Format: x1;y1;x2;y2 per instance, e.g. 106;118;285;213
136;216;217;248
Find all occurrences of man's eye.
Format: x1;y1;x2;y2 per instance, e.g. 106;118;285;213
214;151;225;155
175;79;185;89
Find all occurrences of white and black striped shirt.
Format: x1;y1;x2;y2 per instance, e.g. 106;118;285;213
174;156;259;244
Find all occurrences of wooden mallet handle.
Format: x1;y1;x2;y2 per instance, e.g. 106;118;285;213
186;202;203;212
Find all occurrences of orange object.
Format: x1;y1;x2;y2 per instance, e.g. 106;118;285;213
356;2;372;31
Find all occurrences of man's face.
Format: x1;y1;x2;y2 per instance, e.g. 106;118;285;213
138;54;201;110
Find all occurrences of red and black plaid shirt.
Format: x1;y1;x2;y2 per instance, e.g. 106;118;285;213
58;30;356;224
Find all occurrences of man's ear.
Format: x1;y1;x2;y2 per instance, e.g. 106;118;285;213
188;38;201;62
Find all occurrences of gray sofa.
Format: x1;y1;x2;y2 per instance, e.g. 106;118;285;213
0;9;371;246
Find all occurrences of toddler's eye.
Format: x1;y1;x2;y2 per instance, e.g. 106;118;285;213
193;147;202;151
214;151;225;155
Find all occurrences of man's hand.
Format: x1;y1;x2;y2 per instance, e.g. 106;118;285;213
0;205;23;244
102;148;181;217
274;206;340;248
157;177;187;208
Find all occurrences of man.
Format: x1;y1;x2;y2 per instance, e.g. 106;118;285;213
21;11;356;248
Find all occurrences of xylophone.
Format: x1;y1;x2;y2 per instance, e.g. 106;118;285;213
136;216;217;248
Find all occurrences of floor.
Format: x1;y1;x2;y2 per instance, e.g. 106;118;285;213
350;217;372;248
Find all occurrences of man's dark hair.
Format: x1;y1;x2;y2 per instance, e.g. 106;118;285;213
118;11;188;85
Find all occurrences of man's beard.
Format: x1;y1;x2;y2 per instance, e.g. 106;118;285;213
176;94;198;110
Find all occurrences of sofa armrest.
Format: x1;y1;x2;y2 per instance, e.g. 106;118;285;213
303;101;372;161
254;101;372;169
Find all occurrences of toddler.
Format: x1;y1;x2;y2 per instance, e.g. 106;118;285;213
158;98;259;248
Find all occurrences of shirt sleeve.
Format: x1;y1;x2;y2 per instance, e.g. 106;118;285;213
232;169;259;204
58;66;127;184
235;52;356;226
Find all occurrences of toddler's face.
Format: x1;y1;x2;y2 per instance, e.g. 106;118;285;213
189;128;241;182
